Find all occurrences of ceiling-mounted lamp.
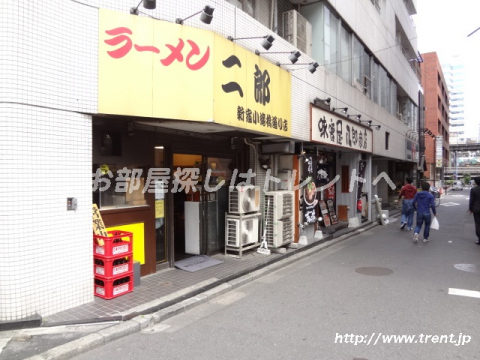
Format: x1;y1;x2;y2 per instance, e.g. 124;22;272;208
176;5;215;25
228;35;275;50
255;50;301;64
130;0;156;15
333;107;348;115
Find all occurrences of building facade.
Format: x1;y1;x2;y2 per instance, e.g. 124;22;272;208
442;56;465;146
0;0;421;322
420;52;450;187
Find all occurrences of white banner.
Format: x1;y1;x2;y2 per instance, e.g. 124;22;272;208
436;135;443;168
311;107;373;153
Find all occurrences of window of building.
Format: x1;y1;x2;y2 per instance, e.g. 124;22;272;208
379;66;389;110
372;61;380;104
324;6;339;75
385;132;390;150
339;25;352;83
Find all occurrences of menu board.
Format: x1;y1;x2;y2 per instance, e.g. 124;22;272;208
318;200;330;227
326;199;338;225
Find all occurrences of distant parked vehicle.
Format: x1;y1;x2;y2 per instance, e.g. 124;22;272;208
452;180;464;191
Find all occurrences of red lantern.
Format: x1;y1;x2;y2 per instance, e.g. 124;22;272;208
357;199;362;212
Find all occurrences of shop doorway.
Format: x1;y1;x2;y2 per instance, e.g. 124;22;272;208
172;154;232;262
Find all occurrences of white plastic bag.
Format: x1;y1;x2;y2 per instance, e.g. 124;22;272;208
431;216;439;230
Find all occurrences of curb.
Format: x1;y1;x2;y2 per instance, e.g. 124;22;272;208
25;222;379;360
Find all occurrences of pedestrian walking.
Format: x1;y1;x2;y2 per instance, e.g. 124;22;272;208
468;176;480;245
398;176;417;231
412;182;437;244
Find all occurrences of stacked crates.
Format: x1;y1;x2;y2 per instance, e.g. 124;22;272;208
93;231;133;299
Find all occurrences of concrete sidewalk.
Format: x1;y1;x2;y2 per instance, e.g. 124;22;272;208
5;212;399;360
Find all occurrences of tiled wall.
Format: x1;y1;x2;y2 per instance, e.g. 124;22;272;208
0;1;95;320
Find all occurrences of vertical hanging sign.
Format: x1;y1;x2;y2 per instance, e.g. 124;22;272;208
356;160;367;213
436;135;443;168
303;155;317;224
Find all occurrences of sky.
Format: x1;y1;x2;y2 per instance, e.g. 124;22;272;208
412;0;480;138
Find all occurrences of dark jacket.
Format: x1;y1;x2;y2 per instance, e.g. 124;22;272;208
469;185;480;213
412;191;436;216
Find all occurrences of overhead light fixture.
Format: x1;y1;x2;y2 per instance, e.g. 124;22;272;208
255;50;301;64
313;97;331;108
130;0;156;15
259;158;271;170
370;124;381;130
155;146;164;149
228;35;275;50
286;62;319;74
348;114;362;120
359;119;372;126
309;62;319;73
176;5;215;25
333;107;348;115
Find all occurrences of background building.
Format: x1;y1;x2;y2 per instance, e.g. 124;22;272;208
442;56;466;145
420;52;450;187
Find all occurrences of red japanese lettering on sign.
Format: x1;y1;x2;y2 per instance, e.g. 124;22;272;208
134;45;160;53
185;40;210;71
161;39;185;66
104;27;133;59
104;29;210;70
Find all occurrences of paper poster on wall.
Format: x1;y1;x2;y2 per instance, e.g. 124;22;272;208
155;200;164;218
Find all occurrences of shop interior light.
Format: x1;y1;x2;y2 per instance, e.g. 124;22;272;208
255;50;301;64
155;146;164;149
228;35;275;50
130;0;156;15
176;5;215;25
333;107;348;115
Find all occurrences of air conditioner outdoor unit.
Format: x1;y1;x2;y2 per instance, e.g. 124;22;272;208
265;217;294;248
282;10;312;57
265;191;294;220
225;215;259;248
229;185;261;214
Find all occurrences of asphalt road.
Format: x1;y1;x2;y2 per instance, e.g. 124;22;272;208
67;189;480;360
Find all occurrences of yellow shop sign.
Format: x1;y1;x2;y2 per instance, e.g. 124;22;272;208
98;8;291;137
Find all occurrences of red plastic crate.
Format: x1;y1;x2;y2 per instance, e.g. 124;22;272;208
94;254;133;277
93;231;132;258
94;273;133;300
